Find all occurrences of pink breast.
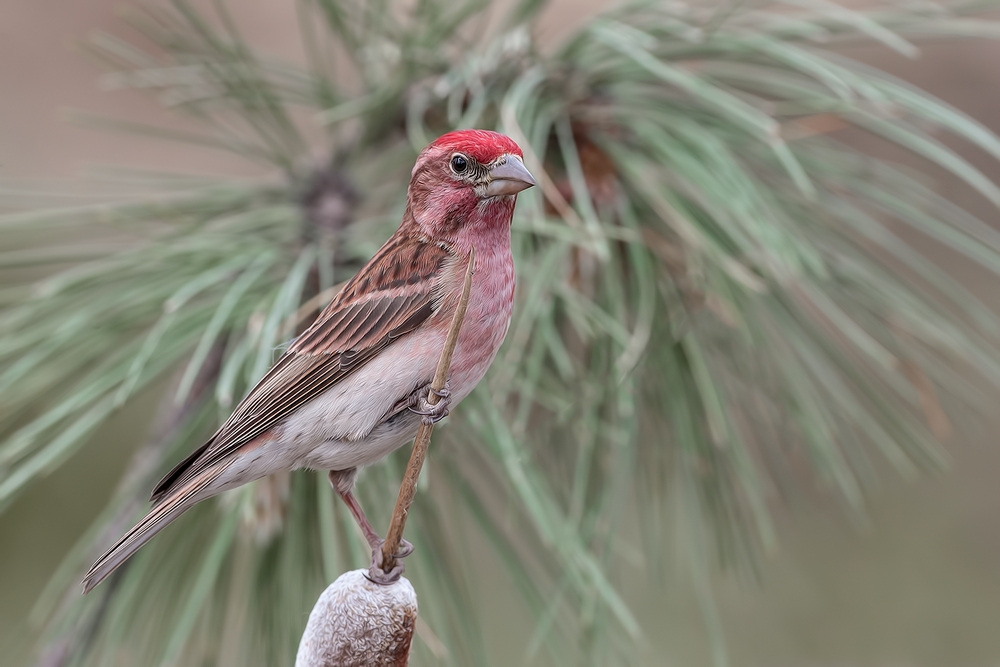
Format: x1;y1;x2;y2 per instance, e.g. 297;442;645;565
449;246;515;393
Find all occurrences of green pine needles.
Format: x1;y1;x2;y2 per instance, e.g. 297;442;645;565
4;0;1000;665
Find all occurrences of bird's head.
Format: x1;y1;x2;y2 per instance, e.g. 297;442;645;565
405;129;535;244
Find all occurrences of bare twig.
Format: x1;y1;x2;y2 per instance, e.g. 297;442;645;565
380;247;476;573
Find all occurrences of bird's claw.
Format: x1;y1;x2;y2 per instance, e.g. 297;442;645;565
366;538;414;585
408;380;452;425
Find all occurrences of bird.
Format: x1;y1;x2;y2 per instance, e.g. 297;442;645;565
82;129;535;592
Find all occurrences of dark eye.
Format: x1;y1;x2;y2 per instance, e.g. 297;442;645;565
450;154;469;174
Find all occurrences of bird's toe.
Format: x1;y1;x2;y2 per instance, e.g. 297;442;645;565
366;539;412;585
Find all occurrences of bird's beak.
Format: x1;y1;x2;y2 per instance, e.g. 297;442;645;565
485;155;536;197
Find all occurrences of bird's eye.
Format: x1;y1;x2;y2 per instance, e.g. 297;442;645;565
450;154;469;174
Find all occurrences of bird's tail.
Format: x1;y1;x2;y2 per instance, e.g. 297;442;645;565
82;465;223;594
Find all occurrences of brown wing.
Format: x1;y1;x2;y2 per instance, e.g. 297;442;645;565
150;235;452;503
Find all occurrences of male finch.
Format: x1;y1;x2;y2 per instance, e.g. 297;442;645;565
83;129;535;591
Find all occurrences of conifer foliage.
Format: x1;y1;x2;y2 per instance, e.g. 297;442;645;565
4;1;1000;665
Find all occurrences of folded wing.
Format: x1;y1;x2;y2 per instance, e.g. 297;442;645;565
150;235;452;502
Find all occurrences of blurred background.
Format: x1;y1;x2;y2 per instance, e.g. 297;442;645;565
3;0;1000;665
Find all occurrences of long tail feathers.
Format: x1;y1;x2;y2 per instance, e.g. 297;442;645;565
82;466;223;594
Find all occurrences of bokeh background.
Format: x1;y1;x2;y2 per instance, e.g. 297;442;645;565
3;0;1000;665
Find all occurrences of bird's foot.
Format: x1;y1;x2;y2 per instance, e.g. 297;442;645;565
366;538;415;585
408;380;452;426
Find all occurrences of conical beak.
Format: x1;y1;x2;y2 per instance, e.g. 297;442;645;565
485;155;536;197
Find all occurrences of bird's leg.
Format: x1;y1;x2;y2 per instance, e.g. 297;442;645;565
407;379;452;425
328;469;413;584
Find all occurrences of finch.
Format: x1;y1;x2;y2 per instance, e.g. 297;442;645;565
83;129;535;591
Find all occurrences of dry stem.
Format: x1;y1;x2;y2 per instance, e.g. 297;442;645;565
380;247;476;573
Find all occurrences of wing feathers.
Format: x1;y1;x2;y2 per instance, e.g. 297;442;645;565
149;437;213;504
150;236;451;501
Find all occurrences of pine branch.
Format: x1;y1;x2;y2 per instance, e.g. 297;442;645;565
7;1;1000;664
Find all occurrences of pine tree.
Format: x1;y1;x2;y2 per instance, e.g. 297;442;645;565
4;0;1000;664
